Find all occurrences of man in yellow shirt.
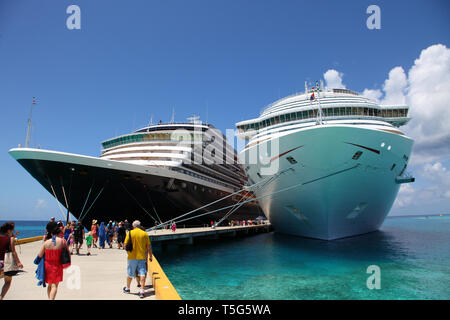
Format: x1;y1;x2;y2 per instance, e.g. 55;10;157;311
123;220;152;298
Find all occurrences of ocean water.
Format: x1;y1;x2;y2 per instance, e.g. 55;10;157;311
155;216;450;300
0;220;48;239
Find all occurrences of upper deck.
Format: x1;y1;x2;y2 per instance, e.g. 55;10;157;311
236;88;411;139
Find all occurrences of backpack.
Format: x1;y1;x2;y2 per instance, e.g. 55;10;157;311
74;224;83;237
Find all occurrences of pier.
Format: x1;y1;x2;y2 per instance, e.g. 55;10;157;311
148;223;272;246
4;237;178;300
2;223;271;300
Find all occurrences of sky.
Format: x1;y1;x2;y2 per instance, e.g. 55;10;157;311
0;0;449;220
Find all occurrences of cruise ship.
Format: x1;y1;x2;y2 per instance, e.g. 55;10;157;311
9;119;260;228
236;85;415;240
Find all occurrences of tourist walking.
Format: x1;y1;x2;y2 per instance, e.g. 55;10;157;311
0;222;23;300
37;221;67;300
73;220;84;255
107;221;114;248
63;222;74;254
117;222;126;249
123;220;152;298
91;220;99;248
98;222;107;249
43;217;56;240
85;231;93;256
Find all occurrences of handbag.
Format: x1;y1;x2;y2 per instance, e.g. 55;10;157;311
125;230;133;252
4;251;18;273
61;239;71;269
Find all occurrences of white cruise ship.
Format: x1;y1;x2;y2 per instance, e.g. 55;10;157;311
9;119;260;228
236;85;414;240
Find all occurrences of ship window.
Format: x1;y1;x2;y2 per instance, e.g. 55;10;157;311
302;111;308;119
296;111;302;119
291;112;296;120
345;107;351;115
274;116;280;124
340;107;345;116
280;114;285;122
285;113;291;121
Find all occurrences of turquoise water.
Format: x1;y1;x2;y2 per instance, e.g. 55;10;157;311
0;220;48;239
155;216;450;300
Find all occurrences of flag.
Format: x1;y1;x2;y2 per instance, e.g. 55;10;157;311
310;92;315;101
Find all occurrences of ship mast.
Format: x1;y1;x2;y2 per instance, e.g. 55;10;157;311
315;81;324;125
25;97;37;148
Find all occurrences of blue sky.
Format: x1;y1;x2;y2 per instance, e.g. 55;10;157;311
0;0;449;220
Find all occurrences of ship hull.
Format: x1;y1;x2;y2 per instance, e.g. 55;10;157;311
239;124;414;240
9;148;260;229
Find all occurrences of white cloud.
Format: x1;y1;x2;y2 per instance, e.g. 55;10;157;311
404;44;450;165
359;44;450;166
382;66;408;105
393;183;415;208
357;44;450;213
324;69;345;89
361;88;382;103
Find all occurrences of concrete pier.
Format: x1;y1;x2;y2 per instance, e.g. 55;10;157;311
148;223;272;247
3;239;156;300
3;223;270;300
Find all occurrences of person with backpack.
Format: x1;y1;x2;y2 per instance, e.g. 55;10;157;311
73;220;84;255
123;220;152;298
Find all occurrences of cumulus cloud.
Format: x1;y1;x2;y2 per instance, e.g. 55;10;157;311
324;69;345;89
361;88;382;103
393;183;415;208
405;44;450;165
358;44;450;213
360;44;450;166
394;161;450;210
382;66;408;105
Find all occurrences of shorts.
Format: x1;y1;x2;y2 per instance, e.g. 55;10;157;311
127;259;147;277
74;237;83;245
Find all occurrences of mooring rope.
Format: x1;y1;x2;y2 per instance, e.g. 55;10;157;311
147;167;292;231
148;164;360;230
80;184;106;221
121;183;159;224
46;176;67;221
78;181;94;221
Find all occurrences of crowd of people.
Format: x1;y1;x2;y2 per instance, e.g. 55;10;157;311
0;217;152;300
55;218;134;255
